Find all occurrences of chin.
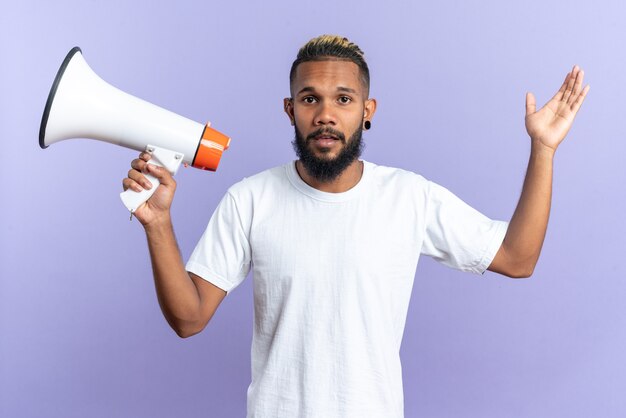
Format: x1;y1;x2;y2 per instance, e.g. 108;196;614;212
311;148;339;159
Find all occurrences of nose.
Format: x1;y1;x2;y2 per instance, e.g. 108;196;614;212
313;100;337;126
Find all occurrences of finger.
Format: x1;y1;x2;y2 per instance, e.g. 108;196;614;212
552;72;571;102
562;65;579;102
127;168;153;190
122;178;144;193
131;158;149;172
526;92;536;116
571;84;590;114
146;163;176;188
569;69;584;104
139;151;152;162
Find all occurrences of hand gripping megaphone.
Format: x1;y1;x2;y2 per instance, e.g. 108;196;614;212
39;47;231;214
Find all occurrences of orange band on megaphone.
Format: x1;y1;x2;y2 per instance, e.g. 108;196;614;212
192;124;231;171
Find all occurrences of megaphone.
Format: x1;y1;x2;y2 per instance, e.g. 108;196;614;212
39;47;231;214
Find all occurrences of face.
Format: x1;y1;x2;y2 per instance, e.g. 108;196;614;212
285;60;376;182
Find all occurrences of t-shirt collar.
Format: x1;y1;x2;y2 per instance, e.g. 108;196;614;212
286;159;372;203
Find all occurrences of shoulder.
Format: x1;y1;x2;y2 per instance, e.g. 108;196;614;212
364;160;430;191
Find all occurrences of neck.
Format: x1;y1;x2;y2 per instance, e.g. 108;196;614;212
295;159;364;193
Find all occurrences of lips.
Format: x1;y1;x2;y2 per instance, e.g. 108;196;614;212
307;128;344;142
313;136;338;147
314;134;338;141
305;129;345;150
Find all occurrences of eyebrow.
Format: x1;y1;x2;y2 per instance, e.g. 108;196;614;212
296;86;358;95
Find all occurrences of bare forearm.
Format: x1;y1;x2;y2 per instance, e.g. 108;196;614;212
502;141;555;275
144;217;202;333
490;66;587;278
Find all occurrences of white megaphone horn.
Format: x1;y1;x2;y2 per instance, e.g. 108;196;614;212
40;47;231;214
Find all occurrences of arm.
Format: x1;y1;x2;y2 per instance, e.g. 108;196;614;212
488;66;590;278
124;153;226;337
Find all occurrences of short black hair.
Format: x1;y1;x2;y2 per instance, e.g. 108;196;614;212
289;35;370;96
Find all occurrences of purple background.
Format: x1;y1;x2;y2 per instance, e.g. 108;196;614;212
1;1;624;417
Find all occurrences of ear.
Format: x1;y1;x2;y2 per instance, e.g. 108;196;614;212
363;98;377;122
284;98;295;126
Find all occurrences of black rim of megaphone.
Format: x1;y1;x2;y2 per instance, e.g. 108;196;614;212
39;47;82;149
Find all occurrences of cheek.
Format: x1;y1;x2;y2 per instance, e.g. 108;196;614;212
346;112;364;131
293;110;313;130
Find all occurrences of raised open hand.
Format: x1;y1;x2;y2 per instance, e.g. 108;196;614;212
525;66;590;151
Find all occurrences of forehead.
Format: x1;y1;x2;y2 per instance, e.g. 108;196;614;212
292;60;363;95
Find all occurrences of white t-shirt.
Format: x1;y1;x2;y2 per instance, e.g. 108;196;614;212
186;160;508;418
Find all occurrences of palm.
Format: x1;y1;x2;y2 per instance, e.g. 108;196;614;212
134;182;173;225
525;66;589;150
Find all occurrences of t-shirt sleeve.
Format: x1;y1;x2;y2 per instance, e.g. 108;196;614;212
420;181;508;274
185;192;252;294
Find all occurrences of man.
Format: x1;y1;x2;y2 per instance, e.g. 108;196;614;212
123;35;588;417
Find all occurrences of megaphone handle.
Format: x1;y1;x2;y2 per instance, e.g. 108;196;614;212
120;169;162;214
119;145;184;214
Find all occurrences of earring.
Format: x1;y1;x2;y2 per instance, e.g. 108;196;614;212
364;120;371;130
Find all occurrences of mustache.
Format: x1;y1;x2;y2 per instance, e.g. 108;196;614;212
306;127;345;142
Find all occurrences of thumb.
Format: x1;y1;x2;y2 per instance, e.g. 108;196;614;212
525;92;536;116
146;163;174;187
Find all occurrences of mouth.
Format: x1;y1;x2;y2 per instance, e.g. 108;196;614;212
308;128;343;143
312;134;339;147
314;134;339;141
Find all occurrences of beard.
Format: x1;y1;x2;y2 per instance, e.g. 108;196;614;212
291;123;365;183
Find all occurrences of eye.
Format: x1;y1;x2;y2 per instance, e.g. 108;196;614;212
338;96;352;104
302;96;317;104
